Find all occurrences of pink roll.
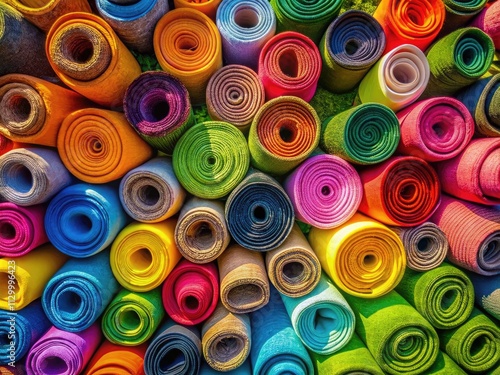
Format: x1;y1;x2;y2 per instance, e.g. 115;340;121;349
470;1;500;50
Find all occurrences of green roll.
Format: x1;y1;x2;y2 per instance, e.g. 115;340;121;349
440;0;488;35
426;351;467;374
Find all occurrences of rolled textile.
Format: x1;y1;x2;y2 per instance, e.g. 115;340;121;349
423;27;494;98
372;0;445;53
216;0;276;70
123;71;194;155
45;12;142;108
119;157;186;223
390;222;448;271
465;272;500;320
175;197;230;264
96;0;169;53
172;121;249;199
358;156;441;227
0;74;90;147
201;303;251;372
357;44;430;112
26;324;101;375
441;0;488;35
269;0;343;44
110;219;182;292
57;108;153;184
0;147;73;206
144;319;201;375
225;171;294;252
265;224;321;298
206;65;265;133
396;97;474;161
84;340;147;375
430;194;500;275
42;250;120;332
200;360;251;375
153;8;222;105
308;213;406;298
0;202;48;257
319;10;386;93
320;103;400;165
440;308;500;373
102;288;164;346
173;0;221;20
218;244;270;314
250;286;314;375
45;183;128;258
470;0;500;50
258;32;321;102
248;96;320;175
0;300;51;364
426;351;466;375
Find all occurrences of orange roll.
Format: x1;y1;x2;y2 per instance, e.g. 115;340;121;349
84;340;147;375
173;0;222;20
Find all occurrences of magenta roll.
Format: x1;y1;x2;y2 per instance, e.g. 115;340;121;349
470;1;500;50
283;154;362;229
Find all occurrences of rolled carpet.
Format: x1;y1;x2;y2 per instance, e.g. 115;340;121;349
396;97;474;161
465;272;500;320
0;147;73;206
390;222;448;271
440;0;488;35
58;108;153;184
439;308;500;373
45;183;128;258
153;8;222;105
308;213;406;298
357;44;430;112
258;32;321;102
470;0;500;50
26;325;100;375
119;157;186;223
216;0;276;69
250;285;314;375
173;121;249;199
201;303;251;372
200;360;251;375
425;351;466;374
45;12;142;108
84;340;147;375
175;197;230;264
102;288;164;346
430;194;500;275
144;319;201;375
248;96;320;175
42;250;120;333
123;71;194;155
110;219;182;292
206;64;265;133
0;202;48;257
218;244;270;314
173;0;221;20
265;224;321;298
320;103;400;165
358;156;441;227
319;10;386;93
225;171;294;251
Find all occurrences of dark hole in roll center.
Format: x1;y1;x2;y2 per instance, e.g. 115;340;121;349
41;356;68;375
283;262;304;280
150;100;170;122
69;214;92;234
58;290;82;314
345;40;359;55
321;186;331;196
253;205;267;221
139;185;160;206
216;337;239;357
9;164;33;194
462;47;476;66
121;309;141;330
484;240;500;262
417;237;430;252
470;335;488;356
184;296;199;311
441;289;457;310
68;37;94;63
279;51;299;78
279;124;296;143
401;184;416;200
363;254;376;267
0;223;16;240
160;348;185;372
207;156;216;165
9;96;31;123
234;8;259;28
432;122;445;137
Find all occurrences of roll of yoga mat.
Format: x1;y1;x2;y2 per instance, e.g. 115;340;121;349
120;157;186;223
26;324;101;375
471;0;500;50
0;147;73;206
200;360;251;375
358;156;441;227
84;340;147;375
308;213;406;298
123;71;194;155
110;218;182;292
58;108;153;184
465;272;500;320
102;288;164;346
206;64;265;133
357;44;430;112
319;10;386;93
0;202;48;257
320;103;400;166
42;250;120;333
216;0;276;69
173;121;249;199
45;183;128;258
153;8;222;105
173;0;221;20
45;12;142;108
258;32;321;102
248;96;320;176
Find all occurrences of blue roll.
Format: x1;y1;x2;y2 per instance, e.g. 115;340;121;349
466;272;500;320
42;250;120;333
200;360;252;375
45;183;128;258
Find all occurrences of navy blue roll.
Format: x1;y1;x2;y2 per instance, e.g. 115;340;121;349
45;183;128;258
465;272;500;320
225;171;294;252
42;250;120;333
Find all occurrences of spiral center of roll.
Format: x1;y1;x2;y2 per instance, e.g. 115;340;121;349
131;248;153;270
321;186;331;196
4;95;31;123
417;238;431;252
314;308;336;331
8;164;33;194
228;284;261;307
279;122;296;143
41;356;68;375
184;295;199;311
440;289;458;311
401;184;417;200
431;122;445;138
393;62;417;85
216;337;239;358
58;290;82;314
234;8;259;28
484;240;500;263
190;221;214;248
279;51;299;78
461;47;476;67
0;223;15;240
178;36;198;53
363;254;377;268
470;335;488;356
121;309;141;330
345;40;360;56
252;205;267;222
159;349;185;372
139;185;160;206
283;262;304;281
207;156;216;165
69;213;92;234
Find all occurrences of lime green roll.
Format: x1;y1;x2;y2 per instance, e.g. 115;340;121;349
426;351;467;374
